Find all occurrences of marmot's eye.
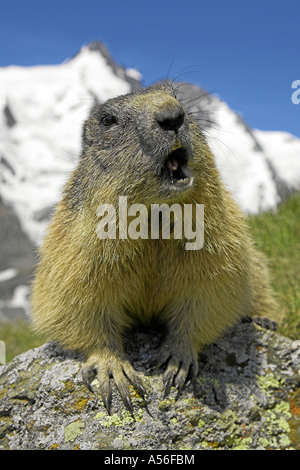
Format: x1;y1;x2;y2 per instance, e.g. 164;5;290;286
102;115;117;126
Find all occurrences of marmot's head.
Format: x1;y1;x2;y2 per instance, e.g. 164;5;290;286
81;82;208;205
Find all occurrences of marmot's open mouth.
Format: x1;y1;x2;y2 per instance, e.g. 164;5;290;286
162;147;194;190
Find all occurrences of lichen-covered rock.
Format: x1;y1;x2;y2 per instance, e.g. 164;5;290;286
0;323;299;450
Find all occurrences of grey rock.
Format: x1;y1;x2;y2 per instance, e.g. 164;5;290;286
3;103;16;128
0;196;35;321
0;323;299;450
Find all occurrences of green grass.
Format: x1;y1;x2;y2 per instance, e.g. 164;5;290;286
248;191;300;339
1;192;299;363
0;319;45;363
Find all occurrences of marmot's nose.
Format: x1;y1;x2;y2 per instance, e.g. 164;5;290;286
156;108;185;132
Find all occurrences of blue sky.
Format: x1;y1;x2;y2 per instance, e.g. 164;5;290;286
0;0;299;137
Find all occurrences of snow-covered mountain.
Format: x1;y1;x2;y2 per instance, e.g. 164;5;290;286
0;41;141;246
0;41;299;322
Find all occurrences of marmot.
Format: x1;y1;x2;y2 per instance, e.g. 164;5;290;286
31;82;277;412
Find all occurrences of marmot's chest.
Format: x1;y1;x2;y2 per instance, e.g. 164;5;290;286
118;242;202;318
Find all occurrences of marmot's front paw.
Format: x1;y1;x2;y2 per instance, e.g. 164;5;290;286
82;352;146;413
148;340;199;396
241;315;278;331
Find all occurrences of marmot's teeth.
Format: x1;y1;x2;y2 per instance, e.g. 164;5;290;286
177;177;189;184
167;158;178;171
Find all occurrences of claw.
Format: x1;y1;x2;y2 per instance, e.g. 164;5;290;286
254;317;278;331
132;382;147;400
147;346;171;374
140;385;148;399
242;315;278;331
241;315;252;324
163;372;174;397
100;380;112;414
124;394;134;414
175;360;197;391
146;365;156;375
102;394;112;414
174;374;186;391
82;366;97;393
114;379;134;413
82;353;147;414
186;360;198;384
157;343;199;397
129;375;147;400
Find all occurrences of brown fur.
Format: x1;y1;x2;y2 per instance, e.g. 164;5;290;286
31;82;277;411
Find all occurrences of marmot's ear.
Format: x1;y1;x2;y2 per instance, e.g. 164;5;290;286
82;116;99;147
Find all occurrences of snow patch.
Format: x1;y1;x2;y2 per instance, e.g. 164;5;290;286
0;269;18;283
